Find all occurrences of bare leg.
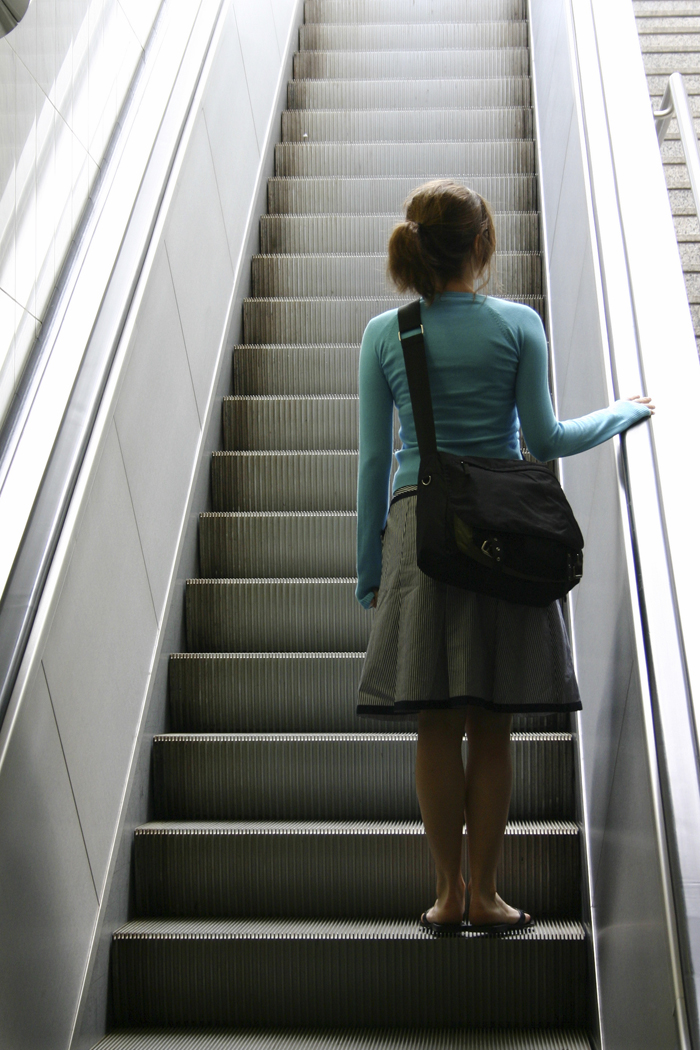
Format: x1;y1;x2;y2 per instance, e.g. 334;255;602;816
415;708;468;924
464;706;529;925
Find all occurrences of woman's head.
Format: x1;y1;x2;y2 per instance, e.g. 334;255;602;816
387;180;496;304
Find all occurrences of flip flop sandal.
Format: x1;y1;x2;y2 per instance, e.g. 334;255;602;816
467;909;534;935
419;911;469;935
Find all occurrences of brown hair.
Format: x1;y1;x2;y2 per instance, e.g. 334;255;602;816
387;180;496;304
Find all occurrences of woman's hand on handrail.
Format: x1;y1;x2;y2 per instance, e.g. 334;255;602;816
370;588;379;609
626;394;655;415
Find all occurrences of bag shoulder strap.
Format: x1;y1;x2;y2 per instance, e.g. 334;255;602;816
397;299;438;457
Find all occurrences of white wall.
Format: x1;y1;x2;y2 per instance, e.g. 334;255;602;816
0;0;161;427
0;0;301;1046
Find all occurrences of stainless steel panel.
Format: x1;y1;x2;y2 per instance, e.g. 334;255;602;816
274;140;537;177
223;395;359;450
164;112;234;420
293;48;531;80
0;667;98;1050
41;424;159;895
281;107;534;143
232;0;282;144
303;0;528;22
299;23;530;51
233;344;361;395
114;247;202;620
201;9;261;265
211;450;358;511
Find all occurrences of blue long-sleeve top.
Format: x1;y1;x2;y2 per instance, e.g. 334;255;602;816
356;293;651;608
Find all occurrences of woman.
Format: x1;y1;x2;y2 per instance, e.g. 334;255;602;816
355;179;654;934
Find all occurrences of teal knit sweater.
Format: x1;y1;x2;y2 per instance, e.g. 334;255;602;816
356;293;650;608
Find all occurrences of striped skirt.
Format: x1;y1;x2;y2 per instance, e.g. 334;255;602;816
357;489;581;718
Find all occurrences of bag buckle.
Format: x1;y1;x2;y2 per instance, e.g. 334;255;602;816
481;538;502;563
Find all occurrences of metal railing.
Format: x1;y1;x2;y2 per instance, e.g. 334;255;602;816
655;71;700;221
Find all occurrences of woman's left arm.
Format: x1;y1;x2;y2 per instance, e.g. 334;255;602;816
356;325;394;608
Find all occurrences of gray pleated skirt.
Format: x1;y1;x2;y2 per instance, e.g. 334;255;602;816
357;489;581;718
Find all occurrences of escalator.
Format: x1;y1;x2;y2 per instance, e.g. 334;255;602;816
98;1;589;1044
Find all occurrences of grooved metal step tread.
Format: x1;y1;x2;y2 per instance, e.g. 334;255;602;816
111;918;586;1027
293;49;531;80
242;296;545;344
288;78;532;109
94;1028;592;1050
211;450;357;512
250;252;541;297
281;107;535;142
116;916;582;939
298;23;530;50
267;175;538;213
305;0;528;22
199;509;355;578
233;344;360;395
168;652;570;734
133;819;580;919
259;213;539;253
274;140;536;177
152;733;574;822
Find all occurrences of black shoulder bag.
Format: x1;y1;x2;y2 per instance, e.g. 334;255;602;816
397;299;584;608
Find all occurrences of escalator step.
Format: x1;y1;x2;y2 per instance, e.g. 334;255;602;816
293;49;531;80
288;77;532;110
199;511;356;578
299;23;530;51
152;732;574;821
281;108;534;142
250;252;541;297
267;175;538;213
242;296;544;343
233;344;360;395
133;819;580;919
186;578;371;652
95;1028;592;1050
304;0;528;23
211;451;357;512
259;212;539;253
168;652;569;734
222;396;360;451
111;917;586;1028
274;140;536;176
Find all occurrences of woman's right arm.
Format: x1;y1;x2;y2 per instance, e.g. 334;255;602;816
515;308;652;461
356;322;394;609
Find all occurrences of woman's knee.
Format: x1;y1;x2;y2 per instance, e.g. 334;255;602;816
417;707;467;743
464;705;512;747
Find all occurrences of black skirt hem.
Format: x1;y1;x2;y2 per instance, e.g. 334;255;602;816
357;693;582;718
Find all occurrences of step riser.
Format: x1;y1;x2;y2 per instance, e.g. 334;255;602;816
111;934;586;1027
303;0;528;23
199;513;356;577
275;142;536;177
134;828;580;919
288;78;532;109
267;175;538;213
223;397;360;451
260;213;540;254
251;254;542;298
168;655;570;734
233;346;360;395
293;50;531;80
212;452;358;512
242;297;544;344
299;24;530;51
282;109;534;143
186;580;370;652
153;737;574;821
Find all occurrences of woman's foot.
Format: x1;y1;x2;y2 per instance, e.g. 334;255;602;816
424;877;466;925
468;891;530;928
